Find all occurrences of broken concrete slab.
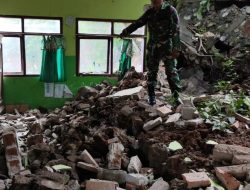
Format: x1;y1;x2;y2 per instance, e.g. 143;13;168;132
108;86;144;99
213;144;250;162
232;155;250;165
81;149;99;167
182;172;211;189
97;168;127;185
148;178;170;190
143;117;162;131
181;105;196;120
107;143;124;170
77;162;98;173
156;106;172;118
85;179;118;190
127;156;142;174
216;168;241;190
164;113;182;126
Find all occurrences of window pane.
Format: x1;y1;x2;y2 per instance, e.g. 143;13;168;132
78;21;111;35
0;17;22;32
113;38;144;73
79;39;108;74
114;22;145;35
2;37;22;73
24;19;61;33
25;35;43;74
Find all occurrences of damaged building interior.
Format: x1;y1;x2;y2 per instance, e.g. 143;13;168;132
0;0;250;189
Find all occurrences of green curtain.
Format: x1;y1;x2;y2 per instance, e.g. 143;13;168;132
118;39;133;80
40;36;65;82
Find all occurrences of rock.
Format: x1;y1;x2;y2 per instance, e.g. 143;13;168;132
77;162;98;173
182;172;211;189
107;143;124;170
126;173;149;187
216;168;241;190
148;178;170;190
164;113;182;126
85;179;118;190
213;144;250;162
181;105;195;120
81;149;99;167
97;168;127;185
127;156;142;174
156;106;172;118
143;117;162;131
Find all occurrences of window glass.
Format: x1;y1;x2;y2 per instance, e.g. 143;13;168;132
2;37;22;73
79;39;109;74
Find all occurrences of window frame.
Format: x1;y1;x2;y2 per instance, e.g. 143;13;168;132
0;15;63;76
76;18;147;76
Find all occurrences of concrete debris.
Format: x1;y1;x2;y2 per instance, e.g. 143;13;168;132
182;172;211;189
148;178;170;190
127;156;142;174
85;179;118;190
216;168;241;190
143;117;162;131
107;143;124;170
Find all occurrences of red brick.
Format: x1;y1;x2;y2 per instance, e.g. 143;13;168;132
182;172;211;189
3;132;16;147
7;159;22;176
5;147;18;157
216;168;240;190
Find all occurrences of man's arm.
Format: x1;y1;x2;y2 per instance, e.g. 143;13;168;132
169;6;181;52
120;10;150;37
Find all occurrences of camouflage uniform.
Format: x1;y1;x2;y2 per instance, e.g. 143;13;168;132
122;1;181;101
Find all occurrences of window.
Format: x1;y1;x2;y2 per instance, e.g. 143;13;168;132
76;19;146;75
0;16;62;75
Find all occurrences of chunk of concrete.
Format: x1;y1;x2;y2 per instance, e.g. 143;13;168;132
148;178;170;190
164;113;182;126
97;168;127;185
182;172;211;189
77;162;98;173
181;106;195;120
126;173;149;187
107;143;124;170
109;86;144;99
127;156;142;174
143;117;162;131
156;106;172;118
81;149;99;167
232;155;250;165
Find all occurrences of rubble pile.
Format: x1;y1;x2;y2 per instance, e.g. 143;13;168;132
0;66;250;189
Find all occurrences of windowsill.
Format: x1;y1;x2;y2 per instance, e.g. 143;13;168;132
3;74;40;77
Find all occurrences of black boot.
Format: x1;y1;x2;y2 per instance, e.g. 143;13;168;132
148;82;156;106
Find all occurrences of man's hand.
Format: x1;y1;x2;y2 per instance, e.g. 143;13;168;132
120;29;128;39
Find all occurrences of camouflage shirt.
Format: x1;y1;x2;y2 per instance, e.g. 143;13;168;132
124;1;181;51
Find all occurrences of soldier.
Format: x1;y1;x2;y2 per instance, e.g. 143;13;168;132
120;0;181;106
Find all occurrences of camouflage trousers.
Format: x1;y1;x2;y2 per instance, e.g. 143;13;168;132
146;40;181;98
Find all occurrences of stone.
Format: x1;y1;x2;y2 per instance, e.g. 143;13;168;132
143;117;162;131
148;178;170;190
126;173;149;187
107;143;124;170
85;179;118;190
182;172;211;189
164;113;182;126
181;106;195;120
216;168;240;190
156;106;172;118
120;105;133;116
97;168;127;185
81;149;99;167
213;144;250;162
127;156;142;174
77;162;98;173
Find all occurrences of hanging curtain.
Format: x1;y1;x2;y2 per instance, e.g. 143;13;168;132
118;39;133;80
40;36;65;82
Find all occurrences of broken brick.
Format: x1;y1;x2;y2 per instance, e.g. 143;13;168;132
126;173;149;187
127;156;142;174
156;106;172;118
148;178;170;190
182;172;211;189
81;149;99;167
107;143;124;170
143;117;162;131
85;179;118;190
164;113;181;126
216;168;241;190
77;162;98;173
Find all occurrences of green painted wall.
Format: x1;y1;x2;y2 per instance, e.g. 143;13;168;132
0;0;149;109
